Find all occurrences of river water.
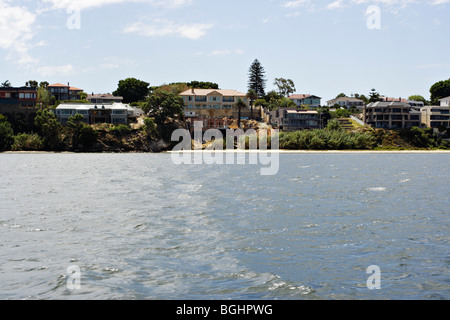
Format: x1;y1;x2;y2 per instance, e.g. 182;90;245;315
0;152;449;300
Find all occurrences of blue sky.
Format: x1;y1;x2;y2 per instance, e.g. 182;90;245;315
0;0;449;103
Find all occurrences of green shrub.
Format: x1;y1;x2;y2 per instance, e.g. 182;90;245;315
0;115;14;151
110;124;131;135
12;133;43;151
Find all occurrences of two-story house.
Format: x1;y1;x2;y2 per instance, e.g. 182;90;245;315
327;97;364;111
179;88;250;129
48;83;84;101
288;94;322;109
268;108;321;131
0;86;39;117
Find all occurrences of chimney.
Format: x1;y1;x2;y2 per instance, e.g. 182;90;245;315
191;87;195;94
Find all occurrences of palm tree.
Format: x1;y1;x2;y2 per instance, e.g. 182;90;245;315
247;89;258;120
236;98;246;129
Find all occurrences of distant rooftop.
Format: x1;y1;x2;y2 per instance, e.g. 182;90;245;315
179;89;246;97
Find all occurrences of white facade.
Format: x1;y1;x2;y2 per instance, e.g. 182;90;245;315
55;103;134;124
439;96;450;107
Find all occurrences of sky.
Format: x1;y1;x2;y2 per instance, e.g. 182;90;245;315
0;0;449;103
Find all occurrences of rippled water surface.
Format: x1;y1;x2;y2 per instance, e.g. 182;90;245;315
0;153;449;300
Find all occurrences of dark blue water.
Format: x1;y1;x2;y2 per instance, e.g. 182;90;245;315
0;152;448;299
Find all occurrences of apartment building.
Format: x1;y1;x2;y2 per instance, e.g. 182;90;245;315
268;108;321;131
364;101;422;129
0;86;39;117
55;103;137;125
420;106;450;129
179;88;251;129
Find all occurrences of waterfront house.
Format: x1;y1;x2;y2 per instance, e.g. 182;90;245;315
288;94;321;109
55;103;137;125
268;108;321;131
87;93;124;104
179;88;251;129
439;96;450;107
327;97;364;110
48;83;84;101
420;106;450;129
0;86;39;118
364;101;422;129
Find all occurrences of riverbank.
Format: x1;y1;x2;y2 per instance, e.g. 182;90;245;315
3;149;450;154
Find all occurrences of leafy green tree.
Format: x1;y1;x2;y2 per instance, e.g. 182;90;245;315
113;78;150;103
187;81;219;89
336;93;347;98
353;93;369;105
79;92;88;101
0;115;14;151
274;78;296;97
77;125;98;149
408;95;427;104
248;59;267;98
429;79;450;105
39;81;49;88
144;91;185;142
34;109;62;150
38;87;51;108
26;80;38;88
369;88;382;103
327;118;342;131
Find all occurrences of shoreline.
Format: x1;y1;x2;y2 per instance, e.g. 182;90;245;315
2;149;450;154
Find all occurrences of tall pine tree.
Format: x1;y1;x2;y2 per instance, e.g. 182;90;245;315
248;59;267;98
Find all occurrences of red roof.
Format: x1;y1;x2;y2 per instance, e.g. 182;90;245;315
48;83;69;87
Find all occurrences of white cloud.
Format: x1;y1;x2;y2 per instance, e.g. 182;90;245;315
124;19;213;40
210;49;244;56
282;0;310;8
37;64;75;77
0;1;37;66
41;0;192;11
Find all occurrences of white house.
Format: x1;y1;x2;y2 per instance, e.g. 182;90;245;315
55;102;136;124
439;96;450;107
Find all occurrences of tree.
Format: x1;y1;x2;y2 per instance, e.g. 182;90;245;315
0;115;14;151
39;81;49;88
34;109;62;150
274;78;296;97
187;81;219;89
26;80;38;88
408;95;427;105
246;89;258;119
1;80;11;88
353;93;369;105
369;88;382;103
235;99;247;129
79;92;88;101
38;87;51;108
429;79;450;105
144;91;185;142
248;59;267;98
113;78;150;103
336;93;347;98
